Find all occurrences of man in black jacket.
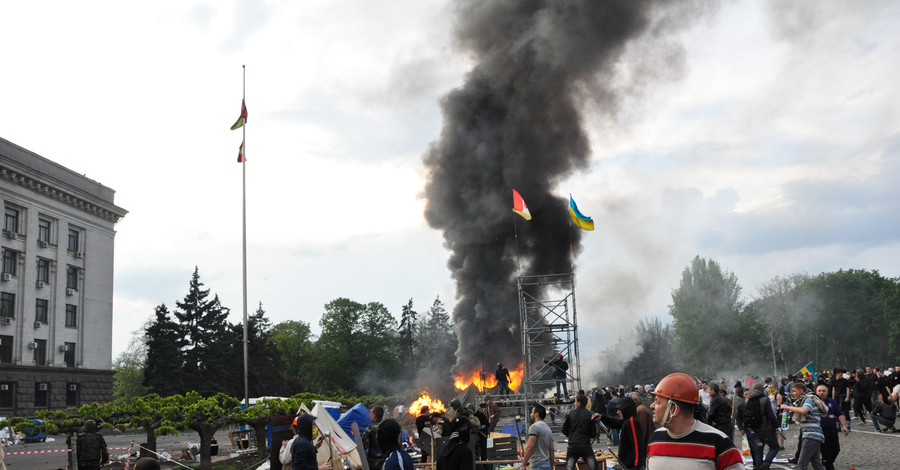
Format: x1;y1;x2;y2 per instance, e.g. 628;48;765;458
76;420;109;470
562;394;598;470
707;383;734;440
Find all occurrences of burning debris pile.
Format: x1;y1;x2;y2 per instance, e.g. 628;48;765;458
423;0;701;376
453;363;525;393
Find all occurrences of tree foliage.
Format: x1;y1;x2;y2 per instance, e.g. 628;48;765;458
669;255;743;375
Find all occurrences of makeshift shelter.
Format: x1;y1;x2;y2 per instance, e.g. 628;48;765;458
337;403;372;439
311;402;363;469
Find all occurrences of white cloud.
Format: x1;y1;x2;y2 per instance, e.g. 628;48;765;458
2;0;899;367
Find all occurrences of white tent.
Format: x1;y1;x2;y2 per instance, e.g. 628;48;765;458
311;402;363;469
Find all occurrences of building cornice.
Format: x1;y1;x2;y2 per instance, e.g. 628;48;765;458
0;163;127;224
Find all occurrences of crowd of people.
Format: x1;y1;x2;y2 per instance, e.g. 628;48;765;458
269;364;900;470
553;366;900;470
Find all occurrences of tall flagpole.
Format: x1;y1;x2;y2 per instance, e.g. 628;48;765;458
241;64;250;409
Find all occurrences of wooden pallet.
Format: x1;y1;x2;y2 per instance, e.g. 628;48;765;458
486;436;519;460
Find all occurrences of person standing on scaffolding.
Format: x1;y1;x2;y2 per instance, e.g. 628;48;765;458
496;363;513;398
545;354;569;398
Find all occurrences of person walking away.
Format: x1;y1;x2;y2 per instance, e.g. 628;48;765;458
606;390;620;445
379;419;414;470
596;397;646;469
780;382;826;470
561;394;599;470
363;406;386;470
437;417;474;470
742;383;780;470
707;383;734;441
816;384;848;470
76;419;109;470
851;369;872;423
522;404;554;470
646;373;744;470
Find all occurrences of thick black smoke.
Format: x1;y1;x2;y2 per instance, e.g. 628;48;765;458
423;0;700;372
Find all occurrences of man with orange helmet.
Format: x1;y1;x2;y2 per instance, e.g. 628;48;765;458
646;373;745;470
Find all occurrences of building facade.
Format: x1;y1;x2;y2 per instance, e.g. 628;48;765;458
0;137;126;417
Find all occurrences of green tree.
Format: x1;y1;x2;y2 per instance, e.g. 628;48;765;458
418;296;457;381
225;303;285;397
272;319;315;391
164;392;241;470
314;298;400;394
398;298;419;378
173;268;232;395
144;304;186;395
668;255;743;375
113;340;148;406
621;317;677;385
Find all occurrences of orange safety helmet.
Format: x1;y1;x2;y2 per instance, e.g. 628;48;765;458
652;372;699;405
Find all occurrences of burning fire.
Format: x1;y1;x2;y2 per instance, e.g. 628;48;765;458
409;390;446;416
454;363;525;392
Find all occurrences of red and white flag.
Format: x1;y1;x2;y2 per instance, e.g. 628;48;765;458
512;189;532;220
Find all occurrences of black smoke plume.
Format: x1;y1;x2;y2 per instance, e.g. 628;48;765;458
423;0;702;373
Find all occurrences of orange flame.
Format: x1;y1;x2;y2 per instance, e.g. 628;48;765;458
409;390;446;417
454;363;525;392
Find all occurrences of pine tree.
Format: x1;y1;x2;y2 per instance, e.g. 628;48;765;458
398;298;418;374
172;268;232;395
144;304;186;396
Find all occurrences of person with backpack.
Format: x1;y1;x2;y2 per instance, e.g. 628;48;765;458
741;383;780;470
363;406;386;470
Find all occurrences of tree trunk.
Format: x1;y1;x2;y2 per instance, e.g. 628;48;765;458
197;424;215;470
253;421;269;456
144;425;158;452
68;432;76;470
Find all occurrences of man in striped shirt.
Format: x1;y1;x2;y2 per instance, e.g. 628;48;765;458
781;382;826;470
646;373;745;470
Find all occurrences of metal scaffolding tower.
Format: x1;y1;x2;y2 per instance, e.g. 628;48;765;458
518;272;581;406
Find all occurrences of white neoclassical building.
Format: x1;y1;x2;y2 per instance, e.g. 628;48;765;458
0;136;127;416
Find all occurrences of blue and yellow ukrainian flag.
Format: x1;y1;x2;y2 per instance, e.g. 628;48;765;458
797;362;818;382
569;195;594;231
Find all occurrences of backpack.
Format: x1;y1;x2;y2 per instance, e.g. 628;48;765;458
742;395;764;430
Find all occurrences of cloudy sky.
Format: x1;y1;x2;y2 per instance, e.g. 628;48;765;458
2;0;898;373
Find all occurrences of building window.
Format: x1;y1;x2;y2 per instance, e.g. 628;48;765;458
66;382;79;406
0;292;14;318
0;382;13;408
34;382;49;408
37;258;50;284
1;249;16;275
4;207;19;233
66;266;78;290
38;218;52;244
65;304;77;327
35;299;48;323
0;334;12;364
67;228;80;252
64;342;76;368
33;338;47;366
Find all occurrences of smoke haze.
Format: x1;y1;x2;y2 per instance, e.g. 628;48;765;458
423;0;709;372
